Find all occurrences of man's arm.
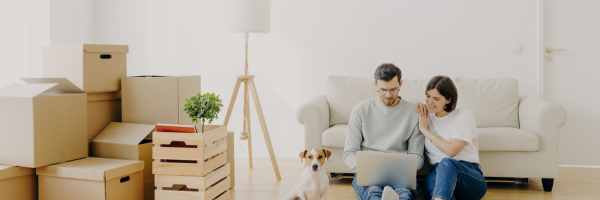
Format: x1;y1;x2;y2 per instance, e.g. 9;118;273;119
343;106;363;170
407;121;425;170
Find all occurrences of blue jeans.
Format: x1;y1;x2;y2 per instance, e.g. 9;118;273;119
423;158;487;200
352;173;417;200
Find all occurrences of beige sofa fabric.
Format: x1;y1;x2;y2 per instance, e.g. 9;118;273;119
327;76;378;126
454;78;520;128
477;127;539;152
322;124;348;149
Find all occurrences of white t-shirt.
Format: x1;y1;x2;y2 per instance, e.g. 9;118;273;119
425;108;480;164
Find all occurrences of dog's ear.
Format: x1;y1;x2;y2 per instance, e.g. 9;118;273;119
323;149;332;161
299;150;308;162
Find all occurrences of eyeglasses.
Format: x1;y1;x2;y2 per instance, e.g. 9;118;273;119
377;88;399;94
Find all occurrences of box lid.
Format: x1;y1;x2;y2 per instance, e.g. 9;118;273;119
20;78;85;93
0;165;34;180
83;44;129;53
36;157;143;181
93;122;155;145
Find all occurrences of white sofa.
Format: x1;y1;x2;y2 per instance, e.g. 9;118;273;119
296;76;567;191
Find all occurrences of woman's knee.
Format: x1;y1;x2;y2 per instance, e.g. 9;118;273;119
438;157;459;168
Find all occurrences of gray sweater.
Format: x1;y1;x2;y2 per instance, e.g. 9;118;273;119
343;96;425;170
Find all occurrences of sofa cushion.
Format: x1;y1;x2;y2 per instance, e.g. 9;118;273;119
322;124;348;149
454;78;520;128
327;76;429;126
478;128;539;152
327;76;378;126
322;125;539;152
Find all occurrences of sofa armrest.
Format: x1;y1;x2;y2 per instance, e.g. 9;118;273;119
297;95;330;150
518;96;567;178
519;96;567;134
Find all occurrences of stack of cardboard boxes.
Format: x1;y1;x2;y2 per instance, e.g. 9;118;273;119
0;44;146;200
153;125;231;200
0;44;234;199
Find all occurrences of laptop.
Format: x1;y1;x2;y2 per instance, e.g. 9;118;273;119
356;151;418;190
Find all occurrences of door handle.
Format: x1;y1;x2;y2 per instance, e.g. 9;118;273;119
546;47;566;53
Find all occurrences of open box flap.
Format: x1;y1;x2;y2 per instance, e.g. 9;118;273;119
93;122;155;145
0;83;58;97
21;78;84;93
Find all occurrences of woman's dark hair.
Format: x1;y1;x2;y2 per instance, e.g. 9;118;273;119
374;63;402;83
426;76;458;112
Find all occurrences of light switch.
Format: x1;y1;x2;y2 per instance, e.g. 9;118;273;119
511;44;523;54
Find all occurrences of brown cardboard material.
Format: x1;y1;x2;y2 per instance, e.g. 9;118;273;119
37;157;144;200
87;92;122;140
121;75;201;125
42;44;128;93
91;122;155;200
0;165;37;200
19;78;123;140
0;78;87;168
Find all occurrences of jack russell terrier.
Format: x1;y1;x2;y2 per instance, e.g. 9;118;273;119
284;148;332;200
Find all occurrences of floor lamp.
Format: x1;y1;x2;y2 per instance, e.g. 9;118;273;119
223;0;281;180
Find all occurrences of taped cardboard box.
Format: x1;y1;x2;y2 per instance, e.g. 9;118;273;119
0;78;87;168
87;91;122;140
37;157;144;200
122;75;201;125
91;122;155;200
0;165;37;200
42;44;128;93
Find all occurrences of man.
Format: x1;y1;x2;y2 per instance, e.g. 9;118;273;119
343;63;425;200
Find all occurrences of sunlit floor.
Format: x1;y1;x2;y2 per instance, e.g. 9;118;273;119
231;159;600;200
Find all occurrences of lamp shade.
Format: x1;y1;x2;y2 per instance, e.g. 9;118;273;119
223;0;271;33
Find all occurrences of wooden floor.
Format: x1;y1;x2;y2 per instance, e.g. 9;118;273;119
231;159;600;200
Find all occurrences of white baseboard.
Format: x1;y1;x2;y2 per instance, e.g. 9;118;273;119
558;165;600;169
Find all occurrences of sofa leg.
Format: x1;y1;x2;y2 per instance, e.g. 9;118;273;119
542;178;554;192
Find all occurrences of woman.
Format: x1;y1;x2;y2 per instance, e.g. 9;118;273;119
411;76;487;200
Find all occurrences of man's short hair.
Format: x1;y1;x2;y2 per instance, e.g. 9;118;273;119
374;63;402;83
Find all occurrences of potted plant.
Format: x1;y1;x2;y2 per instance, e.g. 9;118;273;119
184;92;224;133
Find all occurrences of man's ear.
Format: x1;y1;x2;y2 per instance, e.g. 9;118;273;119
323;149;332;161
299;150;308;162
399;79;403;87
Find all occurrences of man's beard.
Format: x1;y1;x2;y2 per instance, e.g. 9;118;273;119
381;96;398;106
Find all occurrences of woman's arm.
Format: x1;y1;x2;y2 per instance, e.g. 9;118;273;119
417;109;468;157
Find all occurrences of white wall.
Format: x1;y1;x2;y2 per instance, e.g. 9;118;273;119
0;1;32;87
93;0;539;160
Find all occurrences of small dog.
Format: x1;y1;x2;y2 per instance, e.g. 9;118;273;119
283;148;332;200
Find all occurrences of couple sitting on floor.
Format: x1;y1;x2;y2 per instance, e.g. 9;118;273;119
343;63;488;200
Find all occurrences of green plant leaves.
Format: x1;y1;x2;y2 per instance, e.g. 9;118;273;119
183;92;224;125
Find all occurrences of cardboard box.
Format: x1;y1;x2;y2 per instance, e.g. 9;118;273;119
42;44;128;93
0;78;87;168
0;165;37;200
91;122;155;200
20;79;122;140
122;75;201;125
37;157;144;200
88;92;122;140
